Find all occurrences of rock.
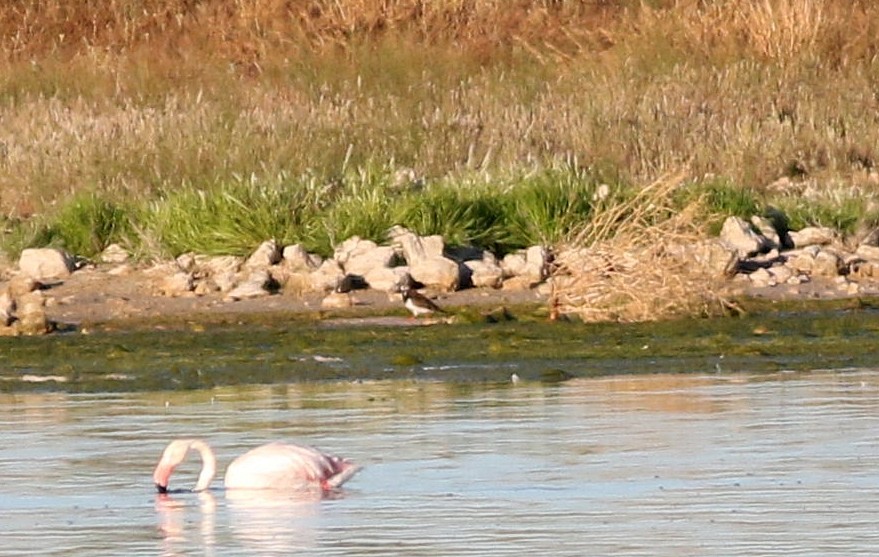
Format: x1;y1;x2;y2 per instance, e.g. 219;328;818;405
7;275;39;298
335;237;396;276
812;249;843;277
388;226;445;262
500;246;550;282
749;267;775;287
198;255;244;278
859;227;879;247
211;271;239;293
789;226;837;248
175;252;198;272
100;243;130;264
524;245;550;283
363;266;411;292
856;244;879;262
225;270;274;301
387;224;461;291
193;280;221;296
0;290;14;326
501;275;539;291
770;265;794;285
750;215;780;250
409;256;461;291
16;291;51;335
719;216;769;257
159;272;195;297
464;255;504;288
310;260;346;292
500;252;527;278
282;244;321;272
244;239;282;269
18;248;75;280
685;240;739;277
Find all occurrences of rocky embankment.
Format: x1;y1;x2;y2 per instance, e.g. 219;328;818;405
1;217;878;336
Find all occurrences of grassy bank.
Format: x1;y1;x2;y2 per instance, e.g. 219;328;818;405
2;1;879;259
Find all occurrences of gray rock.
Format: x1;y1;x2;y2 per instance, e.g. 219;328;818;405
16;291;50;335
749;267;775;287
388;226;445;262
199;255;244;277
7;275;39;298
500;252;527;278
464;255;504;288
789;226;837;248
719;216;769;257
750;215;780;250
100;243;130;264
686;240;739;277
282;244;322;272
524;246;550;282
310;260;346;292
409;256;461;291
175;252;198;272
244;239;282;269
364;266;411;292
335;237;396;276
225;270;273;301
856;244;879;262
159;272;195;296
812;249;843;277
18;248;75;280
0;290;14;326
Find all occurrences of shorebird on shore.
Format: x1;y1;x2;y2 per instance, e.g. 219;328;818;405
400;286;446;318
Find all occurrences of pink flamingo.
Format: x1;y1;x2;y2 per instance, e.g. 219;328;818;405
152;439;360;494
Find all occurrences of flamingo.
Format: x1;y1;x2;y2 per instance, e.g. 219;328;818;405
152;439;360;494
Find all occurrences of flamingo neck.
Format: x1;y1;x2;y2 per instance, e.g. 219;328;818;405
190;439;217;492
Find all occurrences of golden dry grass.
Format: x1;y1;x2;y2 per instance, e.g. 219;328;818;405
552;173;735;322
2;0;879;224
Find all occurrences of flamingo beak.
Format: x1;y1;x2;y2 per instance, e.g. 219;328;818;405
155;483;168;494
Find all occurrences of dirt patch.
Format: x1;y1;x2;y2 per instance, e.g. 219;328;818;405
36;264;549;331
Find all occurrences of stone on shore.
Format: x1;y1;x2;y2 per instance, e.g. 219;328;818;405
719;216;770;258
225;270;274;301
282;244;322;272
335;236;396;277
0;290;14;326
18;248;75;280
244;239;282;269
310;260;346;292
100;243;130;264
464;254;504;288
16;291;52;335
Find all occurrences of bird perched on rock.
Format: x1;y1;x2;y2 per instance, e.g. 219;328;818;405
400;286;446;318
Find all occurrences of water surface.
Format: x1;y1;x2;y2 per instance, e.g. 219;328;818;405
2;371;879;556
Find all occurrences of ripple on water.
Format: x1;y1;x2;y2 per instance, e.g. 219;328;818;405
1;371;879;556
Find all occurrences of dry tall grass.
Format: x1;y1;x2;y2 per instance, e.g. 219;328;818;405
2;0;879;222
552;173;733;322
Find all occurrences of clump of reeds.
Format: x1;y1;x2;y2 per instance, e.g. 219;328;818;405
553;173;733;322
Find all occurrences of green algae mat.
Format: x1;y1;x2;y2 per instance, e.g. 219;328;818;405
2;302;879;393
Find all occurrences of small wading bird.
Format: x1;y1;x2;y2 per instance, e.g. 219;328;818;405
152;439;359;494
400;286;446;318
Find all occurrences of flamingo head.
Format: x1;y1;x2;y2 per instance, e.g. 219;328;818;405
153;439;216;494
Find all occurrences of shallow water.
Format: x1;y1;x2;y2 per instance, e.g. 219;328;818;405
2;371;879;556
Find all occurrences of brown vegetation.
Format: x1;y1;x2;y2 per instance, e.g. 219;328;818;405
554;172;732;322
3;2;879;329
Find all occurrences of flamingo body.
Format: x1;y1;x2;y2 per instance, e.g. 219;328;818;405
152;439;359;494
225;442;358;491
